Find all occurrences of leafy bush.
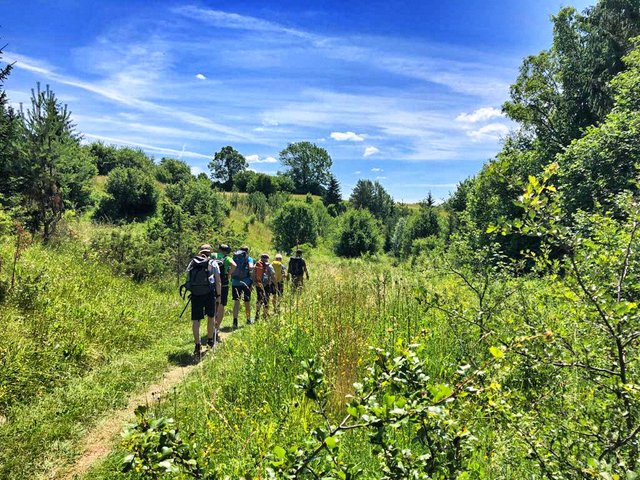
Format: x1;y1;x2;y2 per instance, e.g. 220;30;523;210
96;167;159;221
272;201;318;252
89;227;166;281
121;406;204;478
334;208;382;257
165;177;229;233
155;157;193;184
246;191;268;221
88;143;154;175
247;173;276;196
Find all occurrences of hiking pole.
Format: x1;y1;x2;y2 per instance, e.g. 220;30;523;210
179;295;191;319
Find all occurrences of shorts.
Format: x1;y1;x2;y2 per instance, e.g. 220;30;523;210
257;284;272;305
220;285;229;306
191;293;216;321
274;282;284;296
232;284;252;302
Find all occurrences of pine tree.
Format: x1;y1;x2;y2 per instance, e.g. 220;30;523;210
322;173;342;207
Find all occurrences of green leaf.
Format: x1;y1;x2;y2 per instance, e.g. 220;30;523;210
489;346;505;359
429;384;453;403
325;436;338;450
273;446;286;459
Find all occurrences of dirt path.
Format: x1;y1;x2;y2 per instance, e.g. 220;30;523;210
56;332;229;480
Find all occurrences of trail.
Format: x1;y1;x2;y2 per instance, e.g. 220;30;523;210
55;332;229;480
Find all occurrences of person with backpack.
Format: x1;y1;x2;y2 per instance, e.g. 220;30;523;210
271;253;287;311
253;253;276;321
288;249;309;292
231;245;254;329
214;244;236;342
185;244;221;357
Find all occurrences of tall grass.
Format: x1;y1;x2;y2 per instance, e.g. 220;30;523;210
0;237;191;478
89;256;471;478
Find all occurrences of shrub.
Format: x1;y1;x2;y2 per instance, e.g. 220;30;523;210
334;209;382;257
96;167;159;221
247;173;276;196
155;157;193;184
272;201;318;252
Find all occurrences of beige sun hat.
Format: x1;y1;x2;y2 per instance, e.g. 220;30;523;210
198;244;212;255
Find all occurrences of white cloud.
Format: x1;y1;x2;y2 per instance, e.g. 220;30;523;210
355;171;361;174
196;73;206;80
364;146;380;157
456;107;503;123
246;154;278;164
191;166;204;176
371;167;383;172
173;6;312;39
376;176;387;180
330;131;364;142
467;123;510;142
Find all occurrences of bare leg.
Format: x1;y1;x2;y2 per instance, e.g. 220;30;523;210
192;320;200;344
215;305;225;330
207;315;215;340
245;300;251;321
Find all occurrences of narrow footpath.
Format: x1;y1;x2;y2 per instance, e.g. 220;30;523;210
55;332;229;480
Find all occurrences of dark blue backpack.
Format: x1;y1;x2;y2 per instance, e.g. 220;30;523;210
232;251;249;280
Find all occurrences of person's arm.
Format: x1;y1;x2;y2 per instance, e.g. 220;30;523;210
304;261;309;280
212;262;222;300
228;258;237;277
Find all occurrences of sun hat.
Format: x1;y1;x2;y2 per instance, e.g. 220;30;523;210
275;253;283;260
260;253;270;259
199;244;212;255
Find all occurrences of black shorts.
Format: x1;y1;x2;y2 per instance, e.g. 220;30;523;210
232;284;251;302
191;293;216;321
220;285;229;306
275;282;284;296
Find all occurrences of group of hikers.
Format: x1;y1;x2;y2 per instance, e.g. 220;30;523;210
183;244;310;357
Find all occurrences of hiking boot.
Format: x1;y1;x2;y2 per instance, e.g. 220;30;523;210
233;318;238;330
247;317;254;325
193;343;202;358
206;337;215;348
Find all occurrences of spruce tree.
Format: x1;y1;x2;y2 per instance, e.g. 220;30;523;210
322;173;342;207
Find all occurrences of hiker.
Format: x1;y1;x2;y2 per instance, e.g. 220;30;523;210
231;245;254;329
214;243;236;342
254;253;276;321
271;253;287;311
185;244;221;357
288;249;309;291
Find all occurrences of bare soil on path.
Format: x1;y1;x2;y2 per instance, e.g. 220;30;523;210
55;332;228;480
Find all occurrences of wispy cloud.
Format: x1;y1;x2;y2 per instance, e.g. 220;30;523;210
456;107;504;123
173;5;313;39
364;147;380;157
330;131;364;142
371;167;383;172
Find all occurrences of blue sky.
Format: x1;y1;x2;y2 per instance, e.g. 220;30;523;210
2;0;592;202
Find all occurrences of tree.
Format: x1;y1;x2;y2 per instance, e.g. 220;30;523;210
155;157;193;184
271;201;318;251
558;37;640;215
209;146;247;190
247;173;276;196
232;170;257;192
279;142;332;195
0;45;22;208
96;167;159;220
20;84;95;240
322;173;342;208
349;179;394;220
334;209;382;257
88;142;154;175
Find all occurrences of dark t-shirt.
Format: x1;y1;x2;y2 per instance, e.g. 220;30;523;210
288;257;306;276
